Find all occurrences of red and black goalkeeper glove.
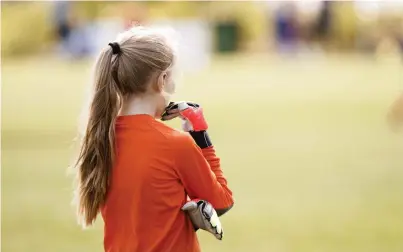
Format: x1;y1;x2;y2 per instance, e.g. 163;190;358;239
161;101;212;149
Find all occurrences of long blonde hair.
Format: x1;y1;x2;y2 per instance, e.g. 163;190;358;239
74;26;175;227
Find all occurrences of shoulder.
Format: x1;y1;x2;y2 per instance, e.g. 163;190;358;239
170;130;196;150
151;120;195;148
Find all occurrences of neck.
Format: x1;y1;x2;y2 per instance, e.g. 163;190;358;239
120;94;159;117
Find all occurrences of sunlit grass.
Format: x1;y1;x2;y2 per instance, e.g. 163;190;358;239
2;54;403;252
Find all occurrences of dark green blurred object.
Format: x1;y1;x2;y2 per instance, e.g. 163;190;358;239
215;21;239;53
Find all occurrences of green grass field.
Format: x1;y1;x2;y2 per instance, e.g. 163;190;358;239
2;54;403;252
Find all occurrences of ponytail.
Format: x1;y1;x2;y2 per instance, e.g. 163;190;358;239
75;47;122;227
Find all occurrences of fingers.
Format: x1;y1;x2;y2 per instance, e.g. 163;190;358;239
161;105;198;129
162;113;179;121
161;109;180;121
162;107;193;121
181;201;198;211
168;109;179;114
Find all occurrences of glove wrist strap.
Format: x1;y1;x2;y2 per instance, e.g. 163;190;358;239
189;130;212;149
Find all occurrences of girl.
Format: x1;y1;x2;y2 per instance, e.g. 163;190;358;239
74;26;234;252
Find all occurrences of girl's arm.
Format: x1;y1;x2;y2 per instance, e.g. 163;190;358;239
173;133;234;213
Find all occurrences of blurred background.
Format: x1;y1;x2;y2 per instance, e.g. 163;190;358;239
2;1;403;252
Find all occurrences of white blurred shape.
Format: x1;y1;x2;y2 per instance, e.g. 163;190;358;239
354;1;380;21
89;18;125;57
296;0;323;16
148;19;212;74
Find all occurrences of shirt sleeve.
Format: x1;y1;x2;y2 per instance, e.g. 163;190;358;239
173;133;234;210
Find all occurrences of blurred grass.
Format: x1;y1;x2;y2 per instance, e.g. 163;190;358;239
2;54;403;252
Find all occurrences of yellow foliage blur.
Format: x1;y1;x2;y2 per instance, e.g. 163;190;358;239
1;2;53;57
2;1;403;57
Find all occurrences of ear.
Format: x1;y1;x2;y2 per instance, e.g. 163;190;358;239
154;72;167;93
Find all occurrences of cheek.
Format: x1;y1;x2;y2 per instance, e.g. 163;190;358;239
162;90;173;104
164;79;176;94
161;83;174;106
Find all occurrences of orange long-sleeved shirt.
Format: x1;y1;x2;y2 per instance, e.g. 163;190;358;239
101;114;234;252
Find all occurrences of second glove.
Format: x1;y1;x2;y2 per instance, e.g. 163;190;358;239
182;199;224;240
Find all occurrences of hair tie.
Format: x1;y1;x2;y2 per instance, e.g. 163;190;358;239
108;42;121;55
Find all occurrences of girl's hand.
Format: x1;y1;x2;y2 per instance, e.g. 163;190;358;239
161;101;211;148
161;107;193;132
161;108;181;121
161;101;207;132
177;102;208;132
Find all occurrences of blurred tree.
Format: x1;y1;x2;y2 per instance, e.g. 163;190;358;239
205;1;267;52
147;1;202;19
74;1;103;20
1;2;53;57
331;2;358;51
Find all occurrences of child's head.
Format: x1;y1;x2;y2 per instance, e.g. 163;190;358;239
99;26;177;112
75;26;178;227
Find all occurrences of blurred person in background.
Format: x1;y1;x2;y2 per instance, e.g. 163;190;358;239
53;1;92;58
53;1;72;45
312;1;333;51
274;2;299;54
120;2;149;29
73;26;234;252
